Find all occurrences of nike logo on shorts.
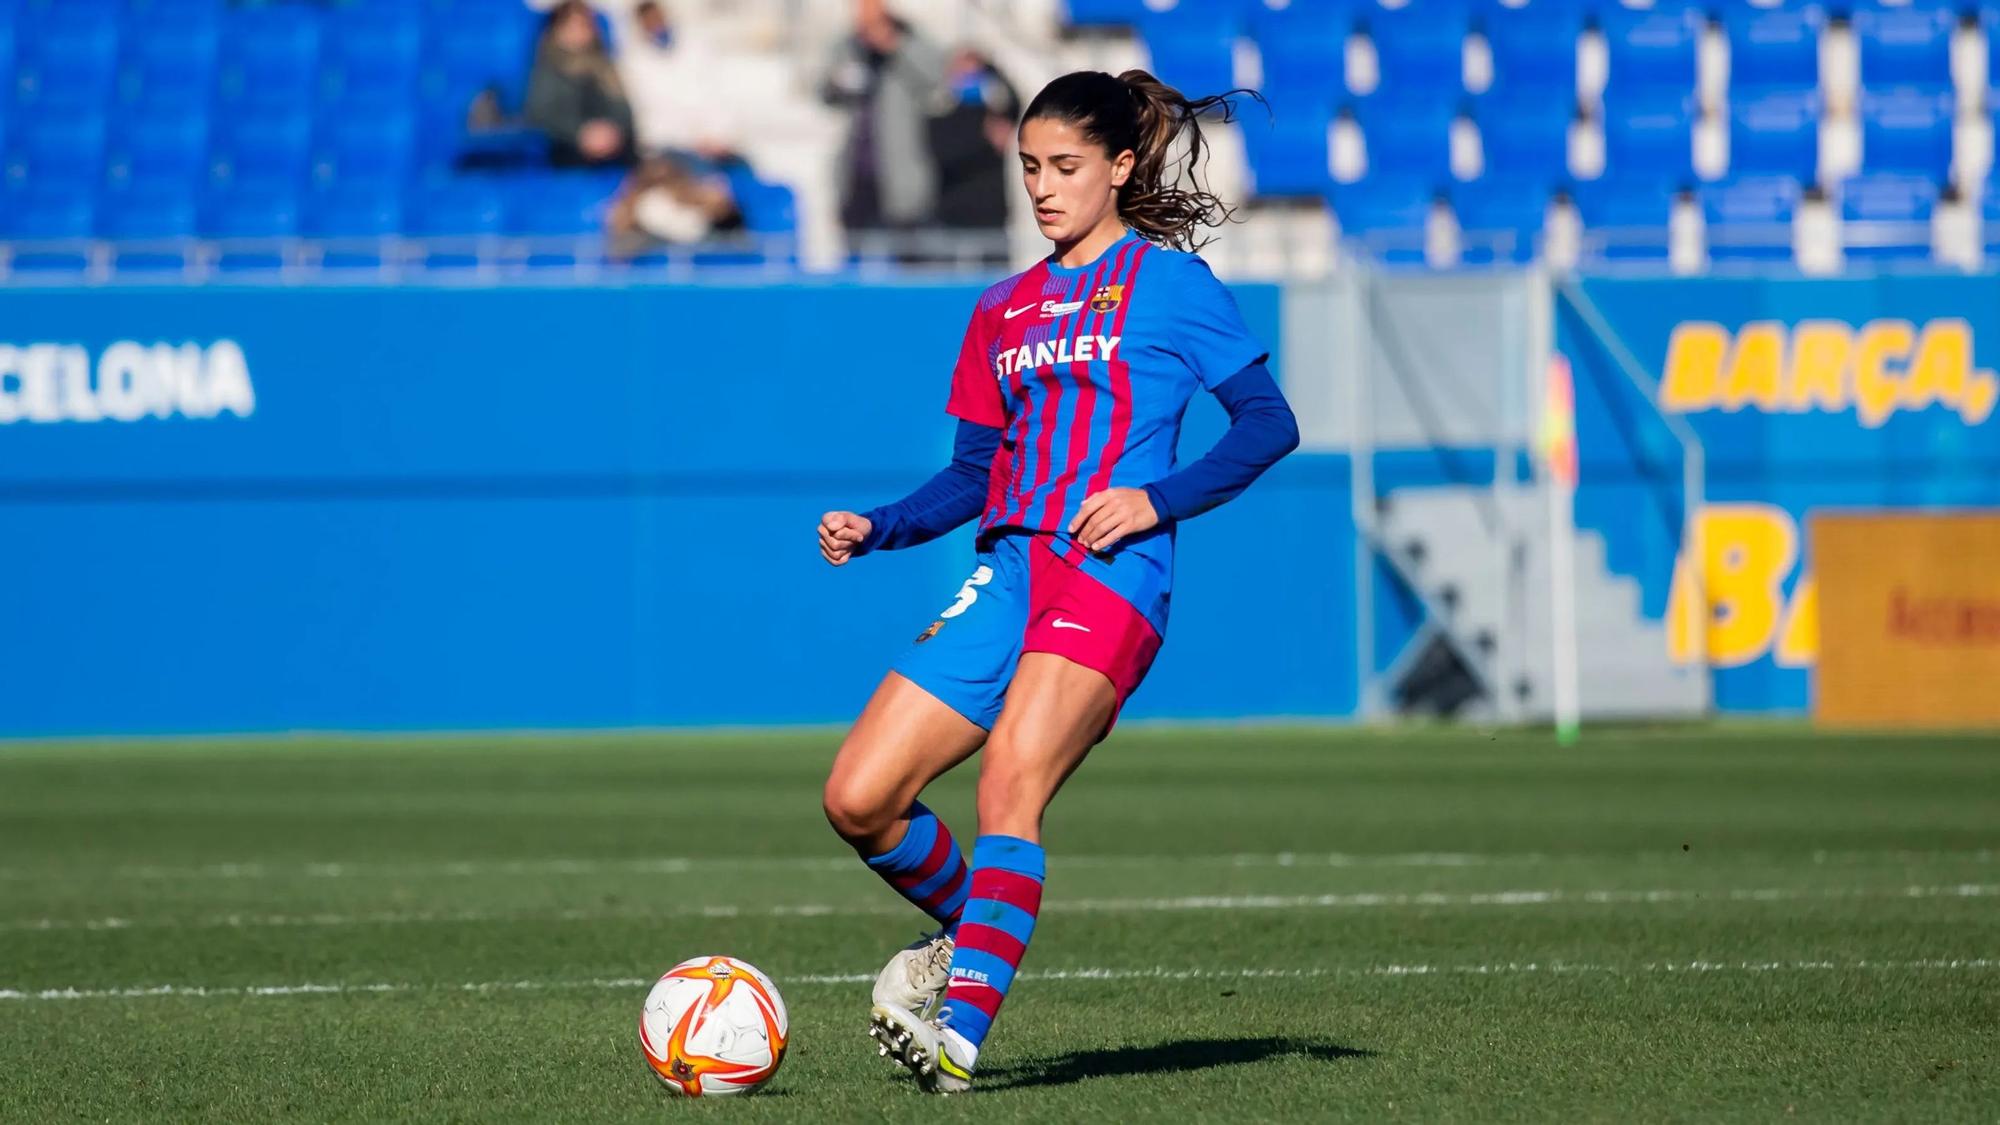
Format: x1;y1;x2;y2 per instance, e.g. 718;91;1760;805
1050;618;1091;632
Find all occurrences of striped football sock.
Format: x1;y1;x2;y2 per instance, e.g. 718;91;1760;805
934;834;1046;1058
863;801;970;929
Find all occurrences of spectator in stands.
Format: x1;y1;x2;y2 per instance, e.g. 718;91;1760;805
818;0;947;231
618;0;739;163
606;156;745;256
526;0;637;169
927;49;1020;234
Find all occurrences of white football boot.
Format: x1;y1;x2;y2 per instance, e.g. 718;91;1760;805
868;1003;976;1094
870;930;953;1018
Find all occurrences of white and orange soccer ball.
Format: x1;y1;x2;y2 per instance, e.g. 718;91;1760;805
637;955;790;1098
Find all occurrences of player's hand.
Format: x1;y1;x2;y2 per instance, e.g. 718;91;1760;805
1068;488;1160;554
819;511;873;567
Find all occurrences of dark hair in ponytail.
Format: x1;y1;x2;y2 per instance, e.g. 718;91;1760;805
1021;69;1258;251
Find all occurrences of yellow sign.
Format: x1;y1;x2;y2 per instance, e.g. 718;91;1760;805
1812;512;2000;728
1660;319;1997;426
1666;504;1817;669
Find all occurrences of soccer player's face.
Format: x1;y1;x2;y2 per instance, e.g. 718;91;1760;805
1017;117;1132;244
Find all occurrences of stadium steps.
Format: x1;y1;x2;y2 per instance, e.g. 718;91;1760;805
1379;484;1706;723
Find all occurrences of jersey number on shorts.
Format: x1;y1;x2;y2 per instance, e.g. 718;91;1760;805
940;566;994;619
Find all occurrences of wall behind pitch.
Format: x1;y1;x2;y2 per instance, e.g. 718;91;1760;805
1559;271;2000;714
0;281;1354;736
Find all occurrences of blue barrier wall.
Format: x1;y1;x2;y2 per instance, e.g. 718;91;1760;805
1560;271;2000;713
0;282;1357;736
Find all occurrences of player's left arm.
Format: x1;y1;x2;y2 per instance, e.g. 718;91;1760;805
1070;259;1300;553
1069;363;1298;551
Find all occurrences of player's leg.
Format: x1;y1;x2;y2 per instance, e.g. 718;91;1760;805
822;672;985;928
911;653;1114;1090
831;543;1031;1025
886;538;1165;1092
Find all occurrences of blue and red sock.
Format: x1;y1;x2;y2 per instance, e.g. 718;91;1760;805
863;801;970;929
935;834;1045;1058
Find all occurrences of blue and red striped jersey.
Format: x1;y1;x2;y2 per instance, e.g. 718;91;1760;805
945;229;1269;538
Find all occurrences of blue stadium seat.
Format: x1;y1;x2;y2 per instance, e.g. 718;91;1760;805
1366;1;1470;97
210;105;313;187
1333;174;1435;264
97;183;197;238
1853;5;1954;91
1984;180;2000;255
1475;88;1573;178
119;13;220;105
7;108;108;186
424;12;537;116
506;175;616;236
1;187;95;273
1356;92;1458;179
1250;1;1350;112
1860;88;1953;176
322;7;422;103
1571;174;1676;261
410;180;504;238
1601;88;1694;181
1064;0;1148;28
1139;2;1241;98
106;103;209;189
125;0;226;14
1480;0;1584;98
1723;5;1822;97
729;172;796;236
1728;91;1820;180
97;182;197;271
1839;171;1937;260
1702;174;1801;262
201;181;299;271
1451;174;1550;262
1242;110;1335;197
313;104;417;187
1599;4;1701;96
305;181;403;267
218;5;321;108
14;6;120;107
0;18;14;96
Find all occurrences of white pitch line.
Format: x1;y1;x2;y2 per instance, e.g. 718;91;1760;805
4;883;1995;934
4;958;1997;1003
0;848;1991;883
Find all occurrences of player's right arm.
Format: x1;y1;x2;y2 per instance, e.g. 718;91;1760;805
820;293;1008;568
819;420;1001;566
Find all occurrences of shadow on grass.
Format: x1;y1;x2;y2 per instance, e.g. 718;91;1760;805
980;1036;1376;1091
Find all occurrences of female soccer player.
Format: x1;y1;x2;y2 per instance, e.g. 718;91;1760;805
816;69;1300;1093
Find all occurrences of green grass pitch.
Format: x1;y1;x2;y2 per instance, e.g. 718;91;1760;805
1;725;1995;1122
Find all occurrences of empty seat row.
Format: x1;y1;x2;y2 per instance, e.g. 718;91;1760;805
0;0;538;114
3;103;535;192
1243;87;1976;194
1325;170;2000;268
1122;1;1991;115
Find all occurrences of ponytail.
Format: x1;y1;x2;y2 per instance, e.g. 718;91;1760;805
1022;69;1260;251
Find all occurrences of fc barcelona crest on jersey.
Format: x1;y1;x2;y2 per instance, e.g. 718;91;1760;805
1089;284;1125;313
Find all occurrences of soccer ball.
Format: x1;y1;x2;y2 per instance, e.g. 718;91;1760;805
638;955;790;1097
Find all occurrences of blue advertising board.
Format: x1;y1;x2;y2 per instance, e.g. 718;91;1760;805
0;281;1357;736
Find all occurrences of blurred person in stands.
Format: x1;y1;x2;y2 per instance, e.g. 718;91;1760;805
618;0;741;164
819;0;946;232
604;1;746;256
526;0;636;169
928;49;1020;236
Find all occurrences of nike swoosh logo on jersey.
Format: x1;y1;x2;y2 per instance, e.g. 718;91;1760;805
1003;303;1038;319
1050;618;1091;632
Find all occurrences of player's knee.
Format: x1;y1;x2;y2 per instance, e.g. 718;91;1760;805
821;775;898;845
